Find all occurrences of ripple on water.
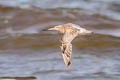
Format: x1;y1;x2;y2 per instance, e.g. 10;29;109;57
0;1;120;80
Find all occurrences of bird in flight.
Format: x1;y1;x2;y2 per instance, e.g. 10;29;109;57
48;23;93;67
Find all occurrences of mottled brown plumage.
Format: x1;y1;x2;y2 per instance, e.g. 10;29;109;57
48;23;93;67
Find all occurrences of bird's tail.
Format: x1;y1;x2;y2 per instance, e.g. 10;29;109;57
60;43;72;67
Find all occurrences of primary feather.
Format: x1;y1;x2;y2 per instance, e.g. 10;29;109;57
60;41;72;67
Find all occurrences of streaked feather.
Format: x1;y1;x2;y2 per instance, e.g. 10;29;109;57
60;43;72;67
48;23;93;67
60;29;79;67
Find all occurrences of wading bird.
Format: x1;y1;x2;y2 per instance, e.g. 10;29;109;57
48;23;93;67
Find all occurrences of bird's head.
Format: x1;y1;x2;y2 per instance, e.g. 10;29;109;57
48;25;64;33
48;26;59;31
79;27;93;35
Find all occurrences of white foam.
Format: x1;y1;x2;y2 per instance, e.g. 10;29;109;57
5;26;39;37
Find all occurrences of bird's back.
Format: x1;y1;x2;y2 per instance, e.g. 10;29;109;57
61;28;79;44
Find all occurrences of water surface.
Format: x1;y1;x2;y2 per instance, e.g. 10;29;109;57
0;0;120;80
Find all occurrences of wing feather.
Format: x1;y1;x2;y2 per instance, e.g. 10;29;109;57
60;28;79;67
61;43;72;67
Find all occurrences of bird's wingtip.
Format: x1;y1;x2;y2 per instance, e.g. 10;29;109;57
66;61;71;68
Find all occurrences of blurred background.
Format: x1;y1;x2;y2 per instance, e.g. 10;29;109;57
0;0;120;80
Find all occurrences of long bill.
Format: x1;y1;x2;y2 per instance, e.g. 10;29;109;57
48;27;56;30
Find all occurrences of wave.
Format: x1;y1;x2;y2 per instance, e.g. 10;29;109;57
0;27;120;49
94;29;120;37
0;0;120;20
3;26;120;38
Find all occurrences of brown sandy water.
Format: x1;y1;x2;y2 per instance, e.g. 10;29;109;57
0;0;120;80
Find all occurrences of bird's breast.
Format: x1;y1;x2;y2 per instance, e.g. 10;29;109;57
61;35;73;43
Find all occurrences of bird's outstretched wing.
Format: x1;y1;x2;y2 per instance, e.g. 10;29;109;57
60;43;72;67
60;29;79;67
